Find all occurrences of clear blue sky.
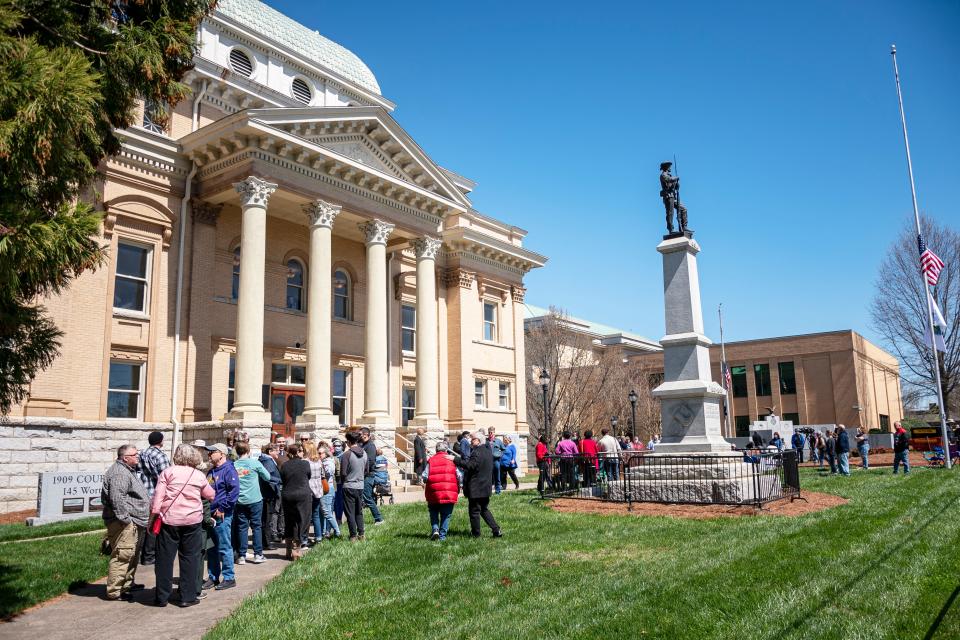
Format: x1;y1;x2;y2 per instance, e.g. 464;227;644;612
271;0;959;345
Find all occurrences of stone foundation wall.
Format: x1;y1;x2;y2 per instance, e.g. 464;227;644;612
0;417;269;514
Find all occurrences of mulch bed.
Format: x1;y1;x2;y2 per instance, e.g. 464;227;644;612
0;509;35;526
800;450;929;469
549;491;848;519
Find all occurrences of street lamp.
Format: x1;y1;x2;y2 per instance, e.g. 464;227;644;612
628;389;638;438
611;415;619;435
539;368;551;439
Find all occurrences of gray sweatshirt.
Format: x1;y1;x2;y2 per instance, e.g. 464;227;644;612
101;460;150;527
340;446;367;490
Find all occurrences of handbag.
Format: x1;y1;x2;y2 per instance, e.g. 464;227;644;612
151;469;196;535
321;477;330;494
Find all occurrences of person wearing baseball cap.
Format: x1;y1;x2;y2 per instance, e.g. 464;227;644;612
203;443;239;591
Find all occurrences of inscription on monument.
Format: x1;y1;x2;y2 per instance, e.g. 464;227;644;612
30;471;105;525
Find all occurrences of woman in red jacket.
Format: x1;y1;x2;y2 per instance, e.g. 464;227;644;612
578;430;599;487
535;435;552;496
422;441;462;541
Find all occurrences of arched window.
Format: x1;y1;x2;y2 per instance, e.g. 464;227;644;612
231;247;240;300
333;269;350;320
286;259;305;311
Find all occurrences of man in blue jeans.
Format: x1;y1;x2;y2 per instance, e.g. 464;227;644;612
203;443;239;591
893;422;911;475
488;427;505;494
359;428;383;525
835;425;851;476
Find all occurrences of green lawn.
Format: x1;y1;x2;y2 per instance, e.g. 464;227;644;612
0;533;107;619
0;516;104;542
207;468;960;640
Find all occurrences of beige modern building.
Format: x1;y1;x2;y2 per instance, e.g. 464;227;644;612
1;0;546;513
632;330;903;436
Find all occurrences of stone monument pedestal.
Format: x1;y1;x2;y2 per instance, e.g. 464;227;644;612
606;455;779;504
651;234;731;454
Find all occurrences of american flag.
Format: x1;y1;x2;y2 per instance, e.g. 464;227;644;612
721;361;732;392
919;235;945;286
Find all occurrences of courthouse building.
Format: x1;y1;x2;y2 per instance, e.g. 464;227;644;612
2;0;545;512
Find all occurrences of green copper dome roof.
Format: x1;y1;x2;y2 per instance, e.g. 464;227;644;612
216;0;381;95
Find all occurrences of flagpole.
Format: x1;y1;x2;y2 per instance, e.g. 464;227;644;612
718;303;733;438
891;44;951;468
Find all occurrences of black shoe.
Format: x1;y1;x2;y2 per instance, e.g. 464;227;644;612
430;530;440;541
492;530;504;538
119;592;134;602
471;532;482;538
179;600;200;608
140;560;155;566
202;579;218;590
264;544;278;551
214;579;236;591
129;583;145;591
148;600;167;607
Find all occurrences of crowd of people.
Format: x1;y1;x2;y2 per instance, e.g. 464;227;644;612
99;425;515;607
746;421;916;476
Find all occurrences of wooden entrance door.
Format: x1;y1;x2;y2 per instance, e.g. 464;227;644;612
270;388;304;439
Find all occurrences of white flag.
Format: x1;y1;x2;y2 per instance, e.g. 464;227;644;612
924;293;948;352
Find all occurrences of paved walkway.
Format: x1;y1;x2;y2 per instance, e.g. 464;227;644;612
0;484;537;639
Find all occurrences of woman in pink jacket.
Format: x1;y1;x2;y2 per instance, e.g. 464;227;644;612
150;443;215;607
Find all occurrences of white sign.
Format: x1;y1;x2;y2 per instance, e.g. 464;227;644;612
30;471;105;526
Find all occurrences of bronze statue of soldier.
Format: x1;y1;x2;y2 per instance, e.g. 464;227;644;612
660;161;687;234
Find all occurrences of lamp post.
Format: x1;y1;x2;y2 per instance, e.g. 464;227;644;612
611;415;619;436
540;368;551;440
628;389;638;439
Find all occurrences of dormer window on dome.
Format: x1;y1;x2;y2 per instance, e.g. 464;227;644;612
291;78;312;105
229;48;253;77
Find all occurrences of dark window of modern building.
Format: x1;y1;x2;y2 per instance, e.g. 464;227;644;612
754;363;771;396
879;414;890;431
735;415;750;437
783;412;800;425
731;366;748;398
778;361;797;395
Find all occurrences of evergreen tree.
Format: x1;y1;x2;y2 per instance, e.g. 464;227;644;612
0;0;214;414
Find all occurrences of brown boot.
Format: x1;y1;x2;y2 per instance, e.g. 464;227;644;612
285;539;293;561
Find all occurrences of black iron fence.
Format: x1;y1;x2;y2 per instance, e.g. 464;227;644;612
536;450;800;508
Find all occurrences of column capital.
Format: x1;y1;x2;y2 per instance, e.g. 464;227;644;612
303;199;341;228
359;219;395;246
412;236;442;261
190;199;223;226
234;176;277;208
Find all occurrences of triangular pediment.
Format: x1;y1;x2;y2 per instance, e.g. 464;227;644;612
308;134;410;183
246;107;472;208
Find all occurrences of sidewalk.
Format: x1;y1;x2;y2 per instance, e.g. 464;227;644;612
0;484;538;640
0;547;292;640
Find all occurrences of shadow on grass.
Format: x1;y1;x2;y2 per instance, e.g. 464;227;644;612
766;487;960;640
924;584;960;640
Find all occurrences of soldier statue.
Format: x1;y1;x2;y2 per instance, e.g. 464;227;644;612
660;161;687;234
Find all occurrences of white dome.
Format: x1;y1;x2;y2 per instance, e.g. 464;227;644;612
216;0;381;95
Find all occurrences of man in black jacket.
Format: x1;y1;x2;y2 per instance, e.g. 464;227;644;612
451;431;502;538
360;428;384;524
413;427;427;485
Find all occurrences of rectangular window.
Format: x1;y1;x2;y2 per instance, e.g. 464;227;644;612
731;366;748;398
402;387;416;427
227;356;236;412
483;302;497;342
113;242;151;314
332;369;348;426
754;363;771;396
107;361;144;419
475;379;486;408
734;415;750;438
271;363;305;386
879;414;890;431
783;412;800;425
778;361;797;395
499;382;510;410
401;304;416;353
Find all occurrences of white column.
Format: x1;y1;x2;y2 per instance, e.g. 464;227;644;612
410;236;443;431
227;176;276;424
358;219;395;426
298;199;341;430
